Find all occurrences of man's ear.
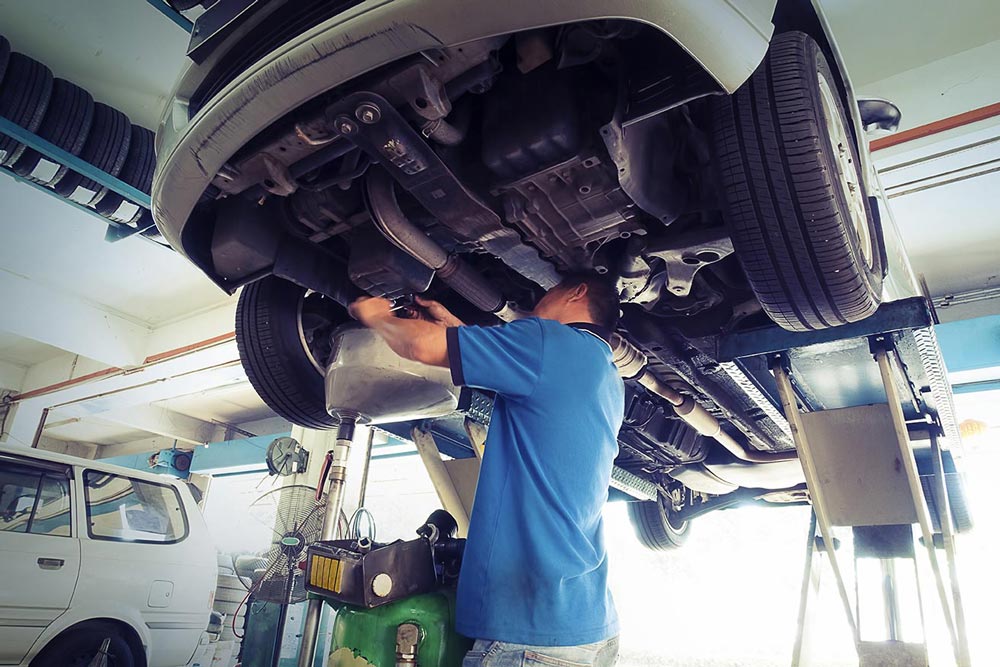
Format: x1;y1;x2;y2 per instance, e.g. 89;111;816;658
567;283;589;303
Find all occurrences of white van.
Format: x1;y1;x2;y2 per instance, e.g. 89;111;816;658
0;445;217;667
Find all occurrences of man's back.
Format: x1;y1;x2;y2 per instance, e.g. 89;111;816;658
448;317;624;645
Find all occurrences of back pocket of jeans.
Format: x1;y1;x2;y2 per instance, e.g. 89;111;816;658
523;650;590;667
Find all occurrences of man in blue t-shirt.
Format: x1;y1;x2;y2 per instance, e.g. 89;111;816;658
350;273;624;667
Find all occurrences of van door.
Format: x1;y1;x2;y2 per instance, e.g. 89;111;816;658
0;455;80;665
77;470;212;667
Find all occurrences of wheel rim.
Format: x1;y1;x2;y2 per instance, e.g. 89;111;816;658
68;649;117;667
817;72;873;269
295;291;341;374
661;492;690;535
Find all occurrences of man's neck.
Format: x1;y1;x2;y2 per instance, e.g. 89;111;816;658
554;307;596;327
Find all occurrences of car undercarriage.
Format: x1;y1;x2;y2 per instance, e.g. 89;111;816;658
153;4;907;546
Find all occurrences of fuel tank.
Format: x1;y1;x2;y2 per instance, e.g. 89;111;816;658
324;325;460;424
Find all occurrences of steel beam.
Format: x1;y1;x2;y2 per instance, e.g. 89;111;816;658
89;404;222;446
5;340;240;449
718;297;932;361
0;269;149;367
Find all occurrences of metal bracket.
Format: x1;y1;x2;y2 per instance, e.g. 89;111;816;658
644;229;734;298
144;0;194;33
326;91;560;288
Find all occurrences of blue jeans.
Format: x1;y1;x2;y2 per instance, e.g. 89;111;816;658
462;638;620;667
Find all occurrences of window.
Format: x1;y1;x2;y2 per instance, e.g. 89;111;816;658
0;459;72;537
83;470;188;543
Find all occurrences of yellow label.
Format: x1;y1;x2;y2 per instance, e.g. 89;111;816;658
310;554;343;593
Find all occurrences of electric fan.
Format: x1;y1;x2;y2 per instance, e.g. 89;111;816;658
247;484;326;604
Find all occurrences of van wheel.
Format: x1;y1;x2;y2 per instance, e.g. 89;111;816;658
31;622;136;667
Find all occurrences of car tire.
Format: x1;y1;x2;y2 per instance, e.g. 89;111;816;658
0;52;54;167
236;276;349;430
30;622;136;667
52;102;131;206
0;36;11;82
627;495;691;551
92;125;155;224
712;31;884;332
11;78;95;183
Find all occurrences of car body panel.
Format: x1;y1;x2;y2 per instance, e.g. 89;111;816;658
153;0;778;275
0;446;215;667
0;531;80;664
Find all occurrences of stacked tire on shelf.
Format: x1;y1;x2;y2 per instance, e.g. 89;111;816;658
0;35;162;242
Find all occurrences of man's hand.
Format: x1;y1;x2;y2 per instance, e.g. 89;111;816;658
348;296;393;327
414;296;464;328
348;295;450;368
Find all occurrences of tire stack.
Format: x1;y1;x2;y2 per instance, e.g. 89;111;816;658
0;34;162;243
215;560;250;667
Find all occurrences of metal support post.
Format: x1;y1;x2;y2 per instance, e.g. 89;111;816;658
791;511;820;667
411;426;471;535
298;419;356;667
873;348;963;664
771;357;860;646
929;428;972;665
881;559;901;641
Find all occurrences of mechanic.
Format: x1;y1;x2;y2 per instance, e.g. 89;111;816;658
349;273;624;667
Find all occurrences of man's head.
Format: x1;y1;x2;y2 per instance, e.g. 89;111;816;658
532;272;620;330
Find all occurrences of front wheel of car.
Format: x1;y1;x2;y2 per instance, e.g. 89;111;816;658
627;494;691;551
236;275;349;430
712;30;885;332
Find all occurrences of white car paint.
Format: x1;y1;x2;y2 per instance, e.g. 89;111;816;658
0;446;216;667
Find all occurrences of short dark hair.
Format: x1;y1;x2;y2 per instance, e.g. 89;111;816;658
556;271;620;330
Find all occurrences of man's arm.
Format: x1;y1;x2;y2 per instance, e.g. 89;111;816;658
349;296;460;368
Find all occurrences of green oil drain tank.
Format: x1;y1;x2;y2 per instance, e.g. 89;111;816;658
327;590;472;667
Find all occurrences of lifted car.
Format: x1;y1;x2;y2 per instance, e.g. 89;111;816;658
152;0;963;548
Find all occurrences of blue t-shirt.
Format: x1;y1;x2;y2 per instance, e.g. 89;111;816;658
446;317;624;646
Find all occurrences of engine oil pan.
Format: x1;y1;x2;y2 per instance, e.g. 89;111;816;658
325;325;459;424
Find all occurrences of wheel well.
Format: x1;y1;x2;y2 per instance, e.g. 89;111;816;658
33;618;148;667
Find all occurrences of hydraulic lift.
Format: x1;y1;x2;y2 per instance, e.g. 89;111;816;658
720;297;970;667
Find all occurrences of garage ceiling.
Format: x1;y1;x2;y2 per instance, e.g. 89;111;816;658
1;0;998;457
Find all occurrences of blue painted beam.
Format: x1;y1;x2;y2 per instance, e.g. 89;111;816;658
144;0;195;32
190;433;289;474
953;380;1000;395
936;314;1000;373
98;451;162;472
0;116;152;208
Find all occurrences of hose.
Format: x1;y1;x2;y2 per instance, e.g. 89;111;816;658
610;333;797;464
365;168;516;318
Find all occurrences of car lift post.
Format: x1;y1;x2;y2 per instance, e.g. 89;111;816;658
773;342;970;667
298;418;356;667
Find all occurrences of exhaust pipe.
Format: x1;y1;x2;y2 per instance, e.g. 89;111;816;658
365;166;789;463
366;168;519;321
610;334;797;464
